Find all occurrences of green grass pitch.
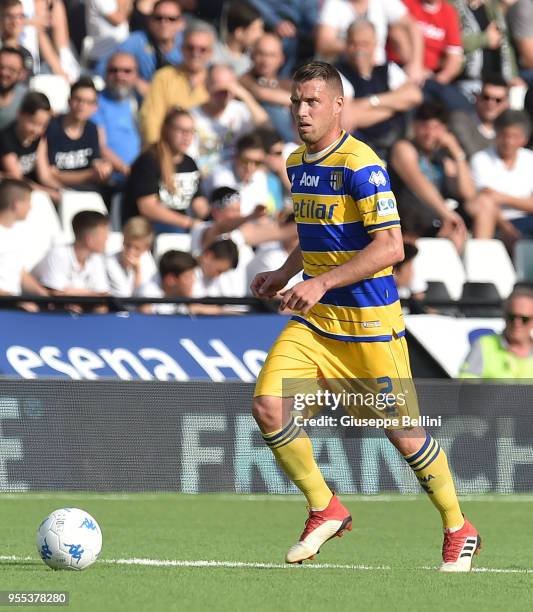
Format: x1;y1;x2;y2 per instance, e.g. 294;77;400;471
1;493;532;612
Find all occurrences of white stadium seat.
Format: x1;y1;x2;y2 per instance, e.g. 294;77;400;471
29;74;71;114
106;231;124;255
412;238;465;301
21;191;62;270
58;190;108;242
154;233;192;261
514;240;533;283
463;239;516;298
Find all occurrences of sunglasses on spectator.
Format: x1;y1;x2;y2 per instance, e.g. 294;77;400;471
506;313;532;324
108;66;134;74
239;156;263;166
184;44;211;54
152;14;180;22
480;93;505;103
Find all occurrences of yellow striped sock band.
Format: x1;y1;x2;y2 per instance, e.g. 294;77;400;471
404;434;441;472
262;420;301;450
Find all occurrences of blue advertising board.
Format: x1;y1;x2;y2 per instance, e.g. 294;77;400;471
0;312;288;380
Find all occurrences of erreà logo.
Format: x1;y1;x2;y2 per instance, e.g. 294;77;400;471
369;170;386;187
300;172;319;187
329;170;343;191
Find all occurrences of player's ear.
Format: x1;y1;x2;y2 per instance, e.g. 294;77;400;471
332;95;344;117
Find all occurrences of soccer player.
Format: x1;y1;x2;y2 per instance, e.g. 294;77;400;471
251;61;480;572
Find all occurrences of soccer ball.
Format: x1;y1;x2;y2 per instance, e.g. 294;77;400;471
36;508;102;570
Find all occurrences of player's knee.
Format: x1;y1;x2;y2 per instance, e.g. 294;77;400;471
252;396;282;432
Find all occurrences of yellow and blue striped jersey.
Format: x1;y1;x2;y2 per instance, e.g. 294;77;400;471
287;131;404;342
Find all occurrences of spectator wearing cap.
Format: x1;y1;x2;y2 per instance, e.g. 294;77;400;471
122;107;208;233
188;63;268;183
212;1;264;77
140;20;215;144
468;109;533;243
0;47;28;130
337;19;422;162
239;33;294;143
92;52;142;188
208;131;272;216
449;75;510;160
460;287;533;378
98;0;185;98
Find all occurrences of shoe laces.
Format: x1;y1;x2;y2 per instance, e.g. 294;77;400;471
303;507;325;534
442;530;465;562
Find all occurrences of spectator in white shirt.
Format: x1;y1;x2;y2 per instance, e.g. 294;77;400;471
189;63;269;182
468;109;533;244
85;0;131;64
33;210;111;311
0;178;47;308
106;215;157;300
208;131;271;215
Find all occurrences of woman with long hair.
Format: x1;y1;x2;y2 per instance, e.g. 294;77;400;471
122;106;208;233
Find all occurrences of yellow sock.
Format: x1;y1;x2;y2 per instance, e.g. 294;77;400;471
262;420;332;509
404;435;464;530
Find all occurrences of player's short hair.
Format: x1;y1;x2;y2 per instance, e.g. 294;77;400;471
414;101;449;124
70;76;97;98
19;91;51;115
72;211;109;241
210;186;240;209
122;216;154;244
236;131;265;155
204;238;239;269
0;178;31;212
494;109;532;138
159;250;197;279
292;61;343;97
225;1;261;34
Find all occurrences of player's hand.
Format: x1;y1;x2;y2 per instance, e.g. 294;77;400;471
279;277;328;314
251;269;289;299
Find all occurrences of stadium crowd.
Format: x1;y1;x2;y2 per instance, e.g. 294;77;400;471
1;0;533;314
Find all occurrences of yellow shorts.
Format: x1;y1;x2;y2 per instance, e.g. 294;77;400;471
254;319;419;424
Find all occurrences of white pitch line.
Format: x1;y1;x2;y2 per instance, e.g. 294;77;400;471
1;555;532;574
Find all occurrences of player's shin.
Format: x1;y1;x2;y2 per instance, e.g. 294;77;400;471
403;433;464;530
262;421;332;510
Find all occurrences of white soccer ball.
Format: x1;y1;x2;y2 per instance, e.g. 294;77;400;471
36;508;102;570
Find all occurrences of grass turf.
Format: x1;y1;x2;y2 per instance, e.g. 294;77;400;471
1;493;532;612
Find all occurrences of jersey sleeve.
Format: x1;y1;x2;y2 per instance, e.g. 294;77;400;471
347;163;401;233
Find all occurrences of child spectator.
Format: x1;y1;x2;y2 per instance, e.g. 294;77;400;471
0;178;47;308
33;210;111;309
46;77;113;192
106;215;157;298
194;238;239;298
122;107;208;233
0;91;60;199
212;1;264;76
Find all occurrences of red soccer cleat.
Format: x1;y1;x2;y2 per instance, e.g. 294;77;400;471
285;494;352;564
440;517;481;572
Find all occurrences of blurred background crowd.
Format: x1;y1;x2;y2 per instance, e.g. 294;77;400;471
2;0;533;317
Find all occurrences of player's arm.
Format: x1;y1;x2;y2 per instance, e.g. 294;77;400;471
279;229;403;313
251;245;303;298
